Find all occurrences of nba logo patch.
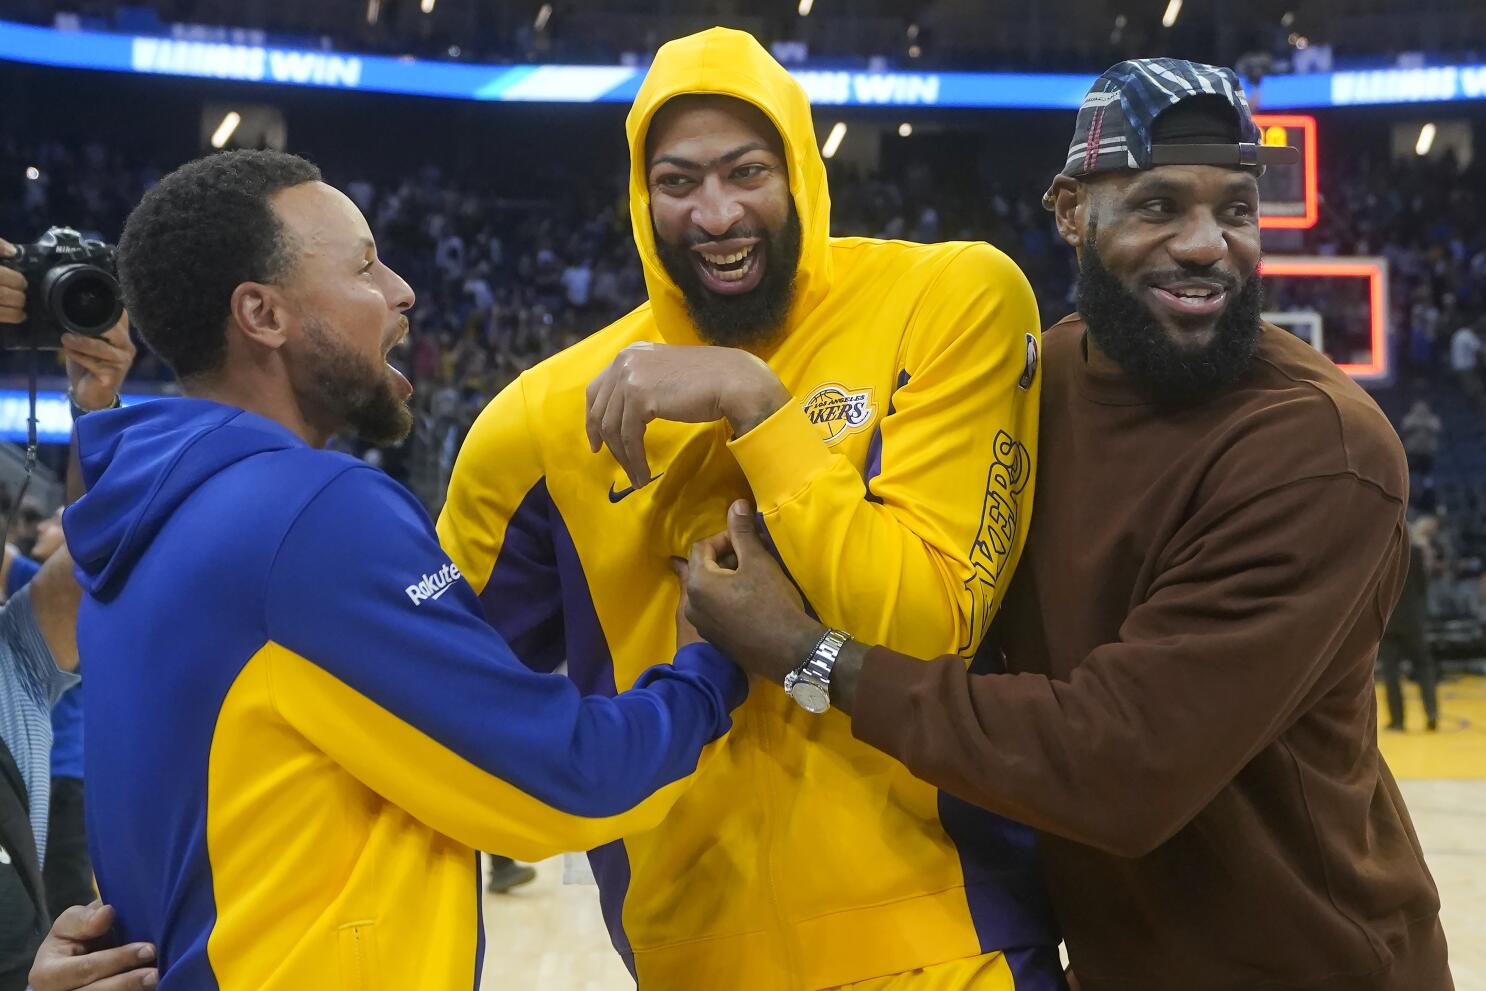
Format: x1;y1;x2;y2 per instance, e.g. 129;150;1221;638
1018;333;1039;390
802;383;875;445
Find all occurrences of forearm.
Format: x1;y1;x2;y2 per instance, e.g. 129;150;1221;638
274;643;746;859
65;434;85;505
729;404;972;656
828;639;869;715
29;547;80;673
724;362;791;437
848;645;1222;857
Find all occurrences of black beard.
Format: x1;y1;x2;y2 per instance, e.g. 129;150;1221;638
1077;238;1263;408
302;319;413;446
655;206;802;347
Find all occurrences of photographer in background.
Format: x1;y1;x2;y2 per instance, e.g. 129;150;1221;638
4;509;98;923
0;236;154;991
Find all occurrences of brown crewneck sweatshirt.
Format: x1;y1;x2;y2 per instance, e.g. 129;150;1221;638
851;316;1451;990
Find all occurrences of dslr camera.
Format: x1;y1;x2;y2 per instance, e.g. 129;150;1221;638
0;227;122;349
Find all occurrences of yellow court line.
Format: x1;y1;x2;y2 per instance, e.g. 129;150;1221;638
1376;675;1486;780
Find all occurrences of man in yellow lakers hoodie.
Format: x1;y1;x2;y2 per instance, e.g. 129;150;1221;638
440;28;1059;991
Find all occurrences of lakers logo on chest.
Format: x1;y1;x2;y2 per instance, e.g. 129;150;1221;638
802;383;876;445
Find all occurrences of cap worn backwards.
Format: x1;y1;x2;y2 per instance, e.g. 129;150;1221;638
1043;57;1300;208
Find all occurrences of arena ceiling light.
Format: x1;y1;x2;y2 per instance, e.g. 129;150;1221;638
798;0;814;15
365;0;380;26
1162;0;1182;28
420;0;435;13
1415;122;1437;156
898;122;913;137
24;166;38;180
211;111;242;149
821;121;847;159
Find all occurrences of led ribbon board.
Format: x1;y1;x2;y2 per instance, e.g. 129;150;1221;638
1259;64;1486;109
0;19;1094;108
0;390;154;443
5;20;1482;109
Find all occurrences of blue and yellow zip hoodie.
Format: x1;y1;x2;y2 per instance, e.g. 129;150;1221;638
61;398;745;990
440;27;1056;991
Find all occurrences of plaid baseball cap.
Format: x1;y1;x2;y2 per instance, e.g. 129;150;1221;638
1050;58;1298;195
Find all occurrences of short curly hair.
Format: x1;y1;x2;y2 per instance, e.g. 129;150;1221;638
117;150;322;380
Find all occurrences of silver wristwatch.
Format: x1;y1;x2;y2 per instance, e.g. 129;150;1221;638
783;629;852;714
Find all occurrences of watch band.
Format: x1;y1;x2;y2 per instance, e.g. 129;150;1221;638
784;628;851;714
68;388;121;419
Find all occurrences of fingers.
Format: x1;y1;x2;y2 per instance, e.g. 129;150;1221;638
60;349;114;380
30;902;159;991
100;311;134;351
59;332;130;362
692;530;736;573
48;900;113;941
598;384;627;470
81;969;159;991
595;387;650;489
679;550;709;634
725;500;764;564
39;945;158;989
710;530;739;571
0;283;24;325
0;240;25;327
687;536;710;577
617;397;652;488
584;370;615;453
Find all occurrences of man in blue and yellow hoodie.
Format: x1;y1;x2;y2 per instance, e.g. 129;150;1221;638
60;150;747;990
440;28;1060;991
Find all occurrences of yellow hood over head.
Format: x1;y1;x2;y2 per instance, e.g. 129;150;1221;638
625;27;832;344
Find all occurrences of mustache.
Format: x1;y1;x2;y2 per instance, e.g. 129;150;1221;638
682;225;768;248
386;315;409;342
1143;267;1244;292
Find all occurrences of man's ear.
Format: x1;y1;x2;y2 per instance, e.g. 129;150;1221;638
229;282;290;352
1050;176;1087;251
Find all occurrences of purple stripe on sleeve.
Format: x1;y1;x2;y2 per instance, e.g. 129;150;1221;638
477;479;565;673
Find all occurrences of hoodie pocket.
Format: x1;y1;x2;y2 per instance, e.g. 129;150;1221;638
338;920;378;991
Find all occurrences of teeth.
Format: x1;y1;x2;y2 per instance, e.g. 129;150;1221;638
699;246;755;266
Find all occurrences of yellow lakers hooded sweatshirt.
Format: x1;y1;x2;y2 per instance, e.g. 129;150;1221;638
440;27;1054;990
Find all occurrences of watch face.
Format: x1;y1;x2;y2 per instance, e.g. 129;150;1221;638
789;680;830;714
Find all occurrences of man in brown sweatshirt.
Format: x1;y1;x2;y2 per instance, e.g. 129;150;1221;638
680;59;1452;991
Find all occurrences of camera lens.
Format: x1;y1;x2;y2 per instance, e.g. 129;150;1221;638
41;264;123;336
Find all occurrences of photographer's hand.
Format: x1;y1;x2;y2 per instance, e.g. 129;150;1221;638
63;314;136;412
30;901;158;991
0;238;26;324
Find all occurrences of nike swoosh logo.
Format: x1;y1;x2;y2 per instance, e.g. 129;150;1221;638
609;473;663;503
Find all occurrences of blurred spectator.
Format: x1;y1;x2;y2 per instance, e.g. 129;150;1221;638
1379;524;1440;733
5;505;44;561
3;519;94;919
1401;400;1443;477
561;257;593;310
6;127;1486;538
1450;319;1485;411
